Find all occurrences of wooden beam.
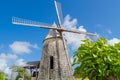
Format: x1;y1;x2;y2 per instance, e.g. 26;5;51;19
12;22;97;36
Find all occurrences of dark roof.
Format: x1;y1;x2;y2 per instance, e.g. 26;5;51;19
23;61;40;69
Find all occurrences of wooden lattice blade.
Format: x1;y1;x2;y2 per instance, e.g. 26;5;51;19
12;22;52;29
54;0;63;27
12;16;52;28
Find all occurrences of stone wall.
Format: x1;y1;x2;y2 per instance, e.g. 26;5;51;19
37;37;74;80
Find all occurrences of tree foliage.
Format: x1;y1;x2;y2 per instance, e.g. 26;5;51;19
0;71;4;80
73;38;120;80
11;65;31;80
5;78;8;80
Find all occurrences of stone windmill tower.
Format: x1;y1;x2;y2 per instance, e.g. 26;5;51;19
37;23;74;80
12;0;97;80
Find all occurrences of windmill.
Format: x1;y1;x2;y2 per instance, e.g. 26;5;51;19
12;0;97;80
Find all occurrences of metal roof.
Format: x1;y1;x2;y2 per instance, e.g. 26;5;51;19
23;61;40;69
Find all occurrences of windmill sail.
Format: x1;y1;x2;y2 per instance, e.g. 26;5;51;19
54;1;63;27
12;17;51;28
12;17;97;36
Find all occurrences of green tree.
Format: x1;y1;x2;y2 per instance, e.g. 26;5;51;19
73;38;120;80
0;71;4;80
11;65;31;80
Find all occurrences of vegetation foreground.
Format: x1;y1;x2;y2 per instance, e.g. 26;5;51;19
73;38;120;80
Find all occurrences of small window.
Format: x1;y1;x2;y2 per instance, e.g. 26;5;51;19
50;56;54;69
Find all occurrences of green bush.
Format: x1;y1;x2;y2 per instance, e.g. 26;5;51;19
73;38;120;80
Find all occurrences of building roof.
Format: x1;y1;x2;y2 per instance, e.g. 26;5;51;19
23;61;40;69
45;23;60;39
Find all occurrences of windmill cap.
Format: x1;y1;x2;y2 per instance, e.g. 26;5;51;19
45;22;60;39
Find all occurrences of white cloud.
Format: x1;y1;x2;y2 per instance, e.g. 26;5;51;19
4;67;11;74
62;14;87;50
108;38;120;45
0;53;26;75
0;53;16;74
9;41;39;54
32;44;39;49
63;15;77;30
0;59;11;75
16;59;26;66
107;29;112;34
0;53;17;60
70;57;73;64
0;59;7;71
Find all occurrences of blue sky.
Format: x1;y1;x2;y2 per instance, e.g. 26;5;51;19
0;0;120;75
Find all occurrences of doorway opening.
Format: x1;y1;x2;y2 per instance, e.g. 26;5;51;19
50;56;54;69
